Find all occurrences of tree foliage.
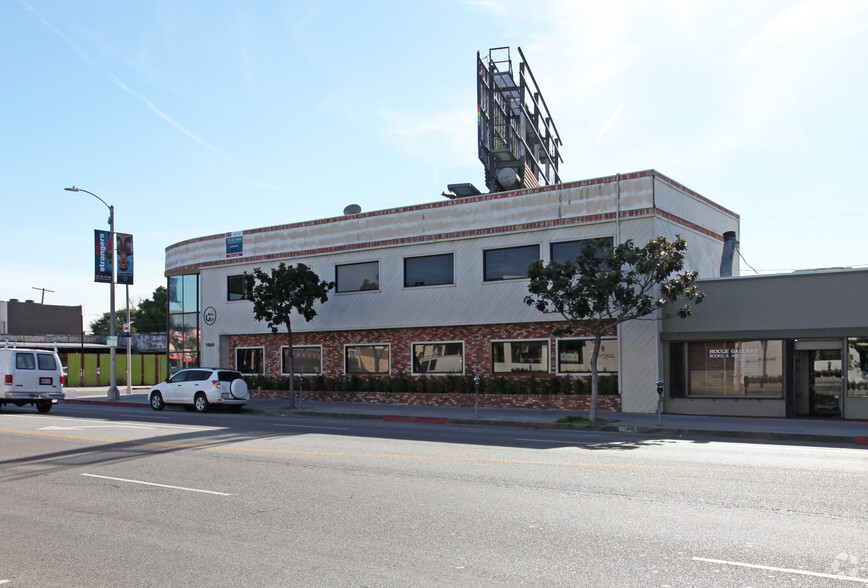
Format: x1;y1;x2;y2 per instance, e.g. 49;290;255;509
524;235;705;421
89;286;168;335
88;312;126;336
244;263;333;407
132;286;167;333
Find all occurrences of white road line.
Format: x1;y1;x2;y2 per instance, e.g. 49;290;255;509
274;424;349;431
693;557;868;583
81;474;231;496
516;438;583;444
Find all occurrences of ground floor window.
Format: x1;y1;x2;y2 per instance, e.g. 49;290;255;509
346;344;390;374
412;342;463;374
491;340;549;373
847;337;868;397
236;347;263;375
557;338;617;374
671;340;783;397
281;346;322;375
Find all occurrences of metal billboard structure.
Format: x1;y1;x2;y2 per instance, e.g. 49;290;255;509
477;47;563;193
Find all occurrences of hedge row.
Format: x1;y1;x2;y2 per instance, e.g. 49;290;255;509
243;373;619;396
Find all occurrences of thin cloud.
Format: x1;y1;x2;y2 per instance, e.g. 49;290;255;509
20;0;254;175
463;0;510;17
594;105;622;144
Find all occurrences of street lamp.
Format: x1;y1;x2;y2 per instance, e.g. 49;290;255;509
66;186;119;400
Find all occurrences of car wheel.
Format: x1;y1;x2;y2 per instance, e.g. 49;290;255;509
150;392;165;411
36;401;52;413
193;392;209;413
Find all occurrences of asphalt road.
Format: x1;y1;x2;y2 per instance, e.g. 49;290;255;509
1;402;867;587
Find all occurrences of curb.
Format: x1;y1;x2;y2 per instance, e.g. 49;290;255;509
62;399;148;408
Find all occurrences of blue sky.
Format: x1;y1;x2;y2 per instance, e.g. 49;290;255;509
3;0;867;330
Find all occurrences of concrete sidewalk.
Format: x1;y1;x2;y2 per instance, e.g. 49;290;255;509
60;387;868;447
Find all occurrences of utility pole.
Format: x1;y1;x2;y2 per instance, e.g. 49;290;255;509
31;287;55;304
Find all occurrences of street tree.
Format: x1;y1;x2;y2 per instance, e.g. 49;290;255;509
244;262;333;408
524;235;705;421
132;286;168;333
89;286;168;335
89;312;126;336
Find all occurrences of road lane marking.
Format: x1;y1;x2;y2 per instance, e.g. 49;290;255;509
274;424;349;431
39;424;160;431
81;474;231;496
1;428;867;479
693;557;868;583
517;438;586;444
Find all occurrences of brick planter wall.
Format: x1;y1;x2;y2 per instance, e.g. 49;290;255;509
250;388;622;412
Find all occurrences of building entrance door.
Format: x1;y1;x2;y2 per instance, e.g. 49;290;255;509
794;345;842;418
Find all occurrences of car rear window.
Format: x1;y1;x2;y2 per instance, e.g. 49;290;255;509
37;354;57;370
217;371;242;382
16;353;36;370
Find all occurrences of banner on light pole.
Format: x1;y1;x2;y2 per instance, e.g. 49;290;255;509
117;232;134;285
94;229;113;283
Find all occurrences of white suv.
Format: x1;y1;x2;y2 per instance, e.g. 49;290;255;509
149;368;249;413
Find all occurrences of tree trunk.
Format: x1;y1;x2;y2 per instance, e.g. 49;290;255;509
287;326;295;409
589;334;603;422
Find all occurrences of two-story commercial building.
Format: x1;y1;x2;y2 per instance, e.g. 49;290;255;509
165;169;739;414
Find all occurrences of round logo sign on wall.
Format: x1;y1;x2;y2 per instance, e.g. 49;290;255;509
203;306;217;325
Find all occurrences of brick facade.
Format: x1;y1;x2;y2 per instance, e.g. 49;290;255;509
229;321;611;379
250;389;622;412
230;322;621;412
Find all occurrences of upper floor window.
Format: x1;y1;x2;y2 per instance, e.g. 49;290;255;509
227;275;249;301
483;245;539;281
404;253;454;287
336;261;379;293
550;237;614;264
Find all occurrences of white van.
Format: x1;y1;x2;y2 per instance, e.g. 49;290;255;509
0;347;65;413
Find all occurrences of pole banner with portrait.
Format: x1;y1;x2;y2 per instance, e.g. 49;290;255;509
94;229;113;283
116;232;134;285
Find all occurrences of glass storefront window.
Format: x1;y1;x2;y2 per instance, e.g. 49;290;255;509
412;343;463;374
168;274;200;373
491;340;549;373
847;337;868;397
557;339;617;373
346;344;390;374
236;347;263;374
683;340;783;397
282;346;322;375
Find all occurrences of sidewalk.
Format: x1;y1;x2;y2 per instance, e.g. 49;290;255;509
60;387;868;447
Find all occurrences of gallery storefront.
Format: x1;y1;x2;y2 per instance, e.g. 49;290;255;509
663;270;868;420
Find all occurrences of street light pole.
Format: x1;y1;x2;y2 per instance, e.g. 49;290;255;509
66;186;119;400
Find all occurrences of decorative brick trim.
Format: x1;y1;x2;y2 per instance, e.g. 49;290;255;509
165;169;736;275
